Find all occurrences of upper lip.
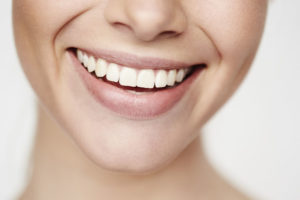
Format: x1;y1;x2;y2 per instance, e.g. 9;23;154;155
75;48;200;70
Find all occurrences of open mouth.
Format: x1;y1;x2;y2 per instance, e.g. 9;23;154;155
71;48;205;94
69;47;206;119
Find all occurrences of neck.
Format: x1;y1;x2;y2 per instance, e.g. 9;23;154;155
20;104;246;200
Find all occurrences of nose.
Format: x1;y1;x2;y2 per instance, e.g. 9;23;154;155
104;0;187;42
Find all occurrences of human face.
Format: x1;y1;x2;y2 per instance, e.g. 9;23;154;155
13;0;267;173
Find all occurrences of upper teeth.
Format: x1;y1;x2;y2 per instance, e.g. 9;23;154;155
77;49;191;89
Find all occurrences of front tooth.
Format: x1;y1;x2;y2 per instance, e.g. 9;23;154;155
83;54;89;68
119;67;137;87
106;63;120;82
87;56;96;72
95;59;108;77
155;70;167;88
137;69;155;89
167;70;176;86
77;49;83;63
176;69;185;82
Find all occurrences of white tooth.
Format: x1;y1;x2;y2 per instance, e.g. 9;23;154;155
83;54;89;68
106;63;120;82
137;69;155;89
87;56;96;72
176;69;185;82
77;49;83;63
167;70;176;86
95;59;108;77
119;67;137;87
155;70;167;88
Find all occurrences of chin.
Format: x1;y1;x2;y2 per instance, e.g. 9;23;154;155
58;111;196;175
90;150;177;175
80;139;186;175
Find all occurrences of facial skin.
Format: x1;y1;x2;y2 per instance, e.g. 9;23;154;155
13;0;267;174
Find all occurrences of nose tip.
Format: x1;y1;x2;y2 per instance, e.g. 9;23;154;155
128;9;185;41
105;0;187;42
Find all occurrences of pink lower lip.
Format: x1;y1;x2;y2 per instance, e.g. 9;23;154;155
69;51;203;119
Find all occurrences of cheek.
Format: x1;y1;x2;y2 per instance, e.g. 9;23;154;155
13;0;96;45
214;1;267;62
185;0;267;124
187;0;267;62
209;0;267;94
13;0;97;105
196;0;267;94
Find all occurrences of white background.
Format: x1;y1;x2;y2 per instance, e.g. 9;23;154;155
0;1;299;200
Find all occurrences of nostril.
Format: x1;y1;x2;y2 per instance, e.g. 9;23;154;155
158;30;181;39
112;23;181;41
113;22;133;32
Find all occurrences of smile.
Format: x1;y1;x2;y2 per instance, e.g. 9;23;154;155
76;49;194;90
70;48;205;119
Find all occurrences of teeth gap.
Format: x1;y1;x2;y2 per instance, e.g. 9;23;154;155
71;48;205;91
